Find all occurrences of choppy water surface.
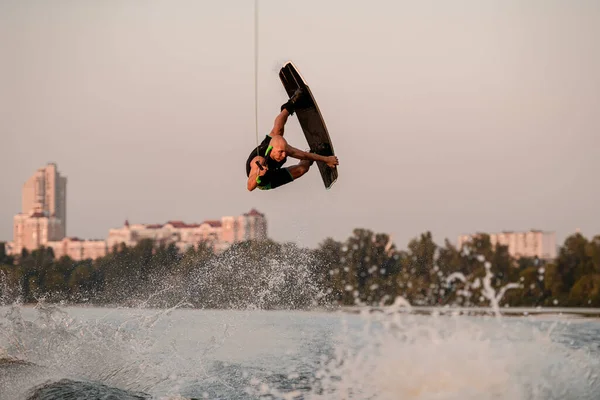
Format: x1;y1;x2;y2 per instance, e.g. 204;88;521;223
1;304;599;400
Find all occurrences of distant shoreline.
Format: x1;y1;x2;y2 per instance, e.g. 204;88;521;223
339;305;600;318
4;303;600;319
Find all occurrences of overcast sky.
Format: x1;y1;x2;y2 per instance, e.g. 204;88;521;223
1;0;599;250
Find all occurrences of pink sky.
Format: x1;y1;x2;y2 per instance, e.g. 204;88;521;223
1;0;599;248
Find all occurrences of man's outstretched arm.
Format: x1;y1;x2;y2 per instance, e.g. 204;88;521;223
286;145;339;168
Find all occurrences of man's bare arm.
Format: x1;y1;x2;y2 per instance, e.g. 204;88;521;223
247;170;259;191
286;145;339;167
247;157;267;191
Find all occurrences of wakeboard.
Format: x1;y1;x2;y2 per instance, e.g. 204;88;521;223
279;61;338;189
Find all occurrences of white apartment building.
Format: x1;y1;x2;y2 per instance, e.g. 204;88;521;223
458;230;557;260
106;209;268;253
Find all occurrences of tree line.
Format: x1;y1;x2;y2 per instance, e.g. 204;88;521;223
0;230;598;308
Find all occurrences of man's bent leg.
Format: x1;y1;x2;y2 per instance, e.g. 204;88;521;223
262;167;294;190
271;89;308;137
260;161;311;190
270;109;290;137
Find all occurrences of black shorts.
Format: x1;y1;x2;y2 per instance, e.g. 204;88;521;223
258;168;294;190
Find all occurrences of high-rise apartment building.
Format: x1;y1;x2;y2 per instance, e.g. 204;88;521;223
21;162;67;238
11;163;67;255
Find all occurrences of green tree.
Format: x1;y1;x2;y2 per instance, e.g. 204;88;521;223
569;274;600;307
585;235;600;273
557;233;593;288
69;261;94;301
400;232;438;305
543;262;567;306
0;242;14;265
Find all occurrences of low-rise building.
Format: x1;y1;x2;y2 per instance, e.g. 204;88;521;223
458;229;556;260
46;237;108;261
106;208;268;253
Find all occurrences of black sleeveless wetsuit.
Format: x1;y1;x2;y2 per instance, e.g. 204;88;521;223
246;135;293;190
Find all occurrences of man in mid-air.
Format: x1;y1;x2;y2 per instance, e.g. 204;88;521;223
246;89;339;191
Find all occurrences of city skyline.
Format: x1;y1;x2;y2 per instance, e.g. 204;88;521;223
4;163;581;262
7;162;268;260
2;1;599;249
1;161;592;252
